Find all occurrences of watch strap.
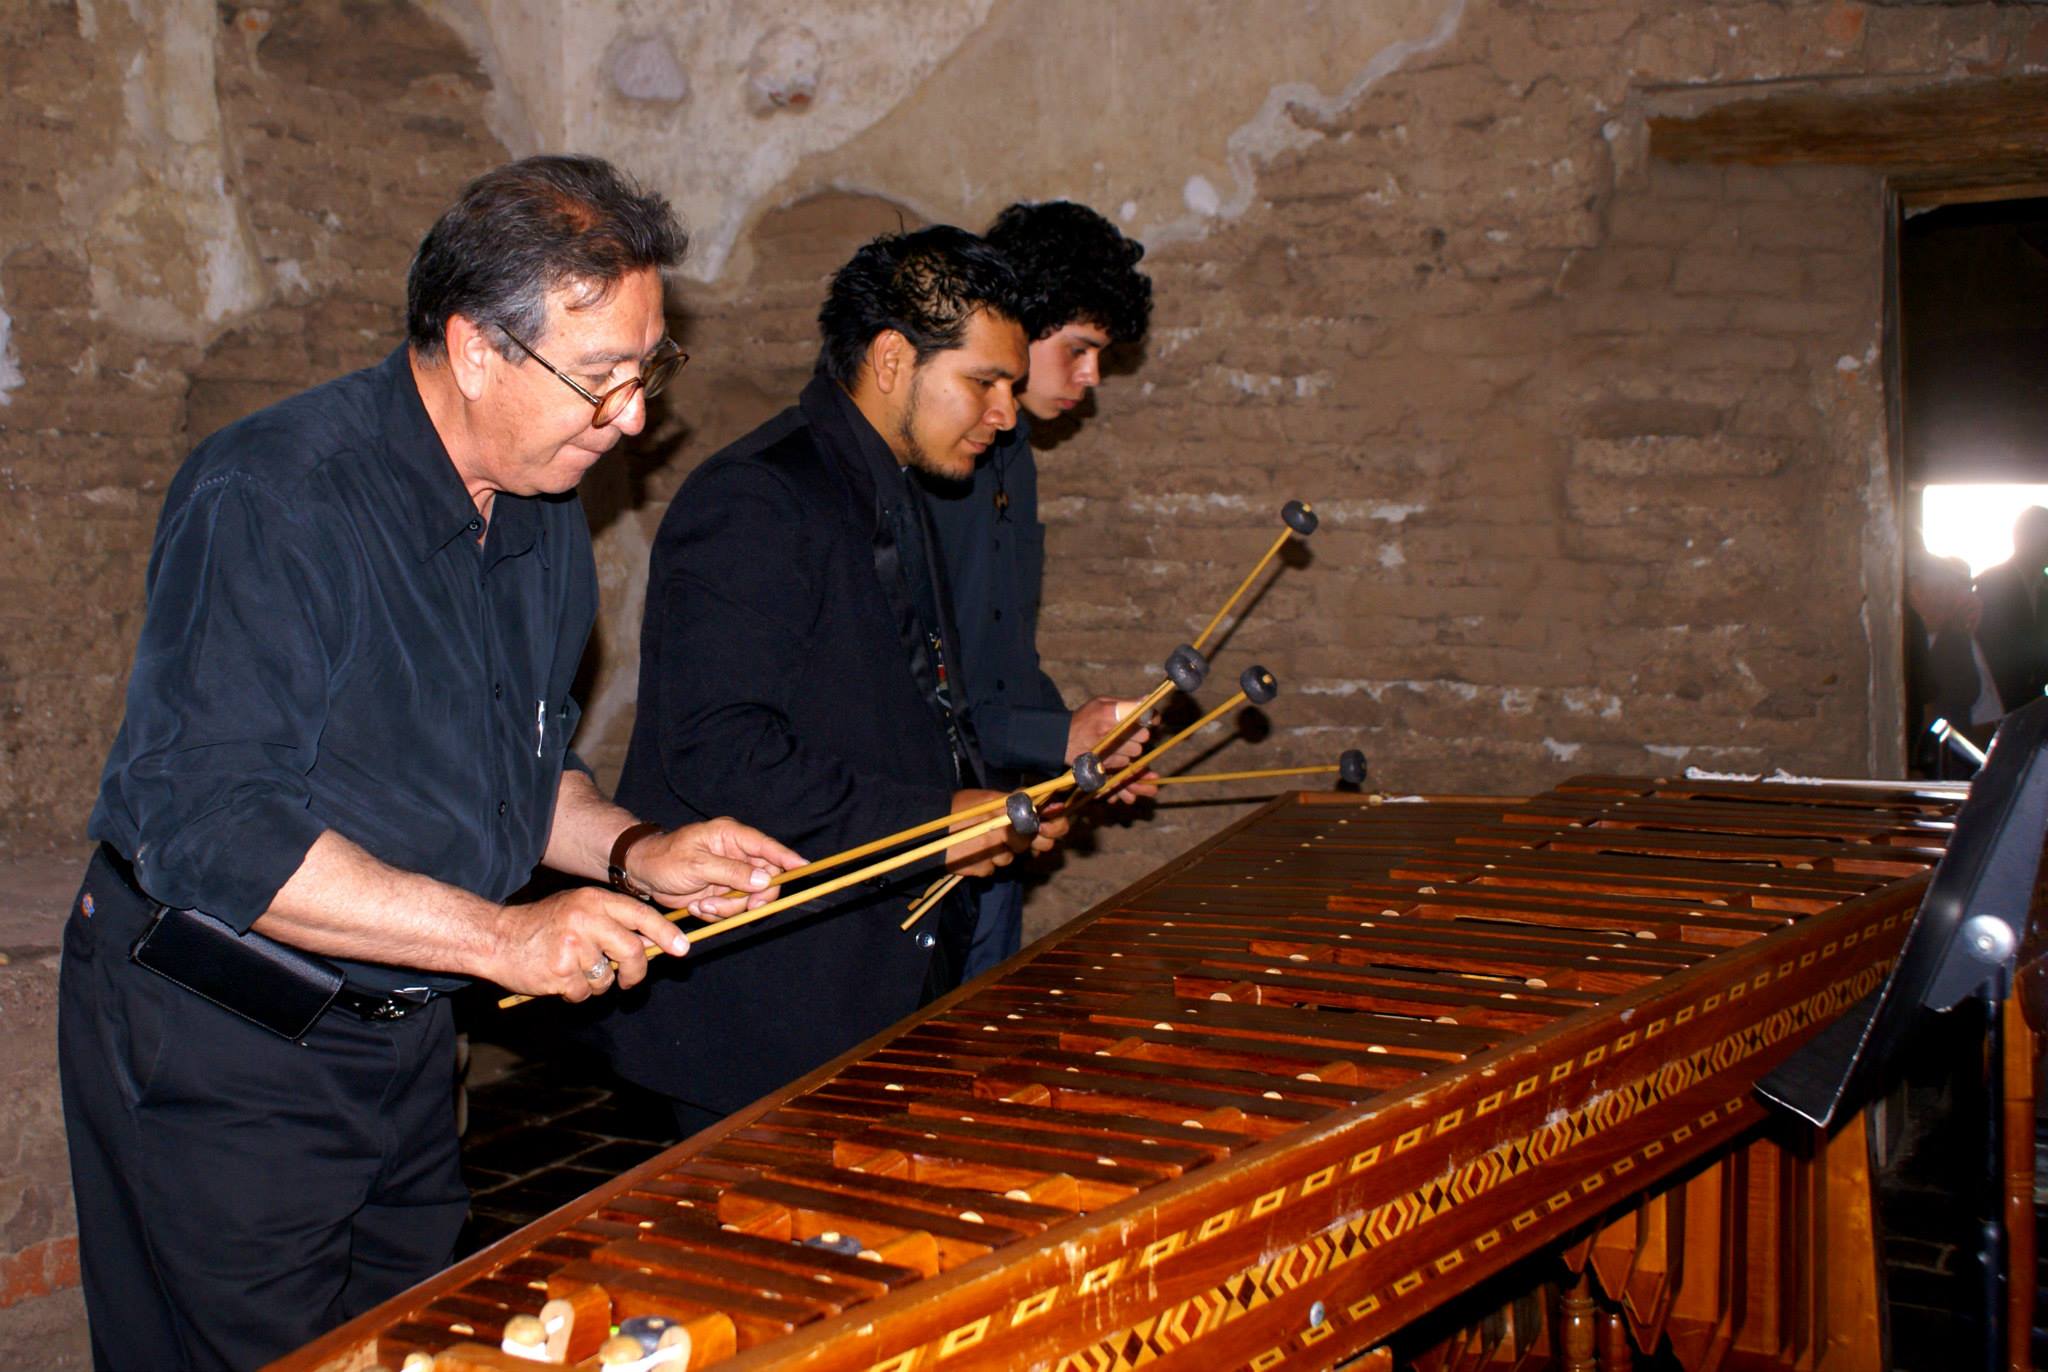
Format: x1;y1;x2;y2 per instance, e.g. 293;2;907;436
607;821;665;901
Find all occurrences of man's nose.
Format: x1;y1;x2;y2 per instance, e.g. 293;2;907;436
611;383;650;436
1077;352;1100;387
988;387;1018;430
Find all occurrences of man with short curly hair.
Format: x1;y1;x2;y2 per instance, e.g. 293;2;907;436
582;226;1064;1135
921;200;1156;979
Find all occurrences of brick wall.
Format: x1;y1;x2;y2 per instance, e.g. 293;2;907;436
0;3;186;855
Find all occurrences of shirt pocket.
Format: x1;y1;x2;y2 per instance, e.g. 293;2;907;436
548;695;579;769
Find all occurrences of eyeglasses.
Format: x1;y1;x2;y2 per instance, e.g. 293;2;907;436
500;329;688;428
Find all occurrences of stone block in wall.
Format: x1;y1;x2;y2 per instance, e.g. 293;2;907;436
1569;434;1791;480
1604;195;1737;250
0;249;92;313
1563;291;1742;337
1671;249;1806;298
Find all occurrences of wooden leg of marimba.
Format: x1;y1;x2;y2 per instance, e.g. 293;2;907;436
1589;1188;1680;1355
2003;996;2036;1372
1596;1309;1633;1371
1560;1270;1598;1372
1732;1135;1794;1364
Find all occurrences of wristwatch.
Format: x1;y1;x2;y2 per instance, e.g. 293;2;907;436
607;821;665;901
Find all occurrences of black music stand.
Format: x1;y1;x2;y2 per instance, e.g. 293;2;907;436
1756;695;2048;1372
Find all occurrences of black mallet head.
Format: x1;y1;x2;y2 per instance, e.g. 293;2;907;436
1004;792;1041;837
1240;665;1278;705
1072;752;1107;792
1165;643;1209;693
1338;749;1368;786
1282;499;1318;536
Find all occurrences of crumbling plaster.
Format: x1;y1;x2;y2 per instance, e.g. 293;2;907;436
70;0;267;343
432;0;1465;284
425;0;1001;281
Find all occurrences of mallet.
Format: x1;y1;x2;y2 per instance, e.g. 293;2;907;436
902;667;1282;932
1148;748;1368;789
497;792;1046;1009
1190;499;1317;654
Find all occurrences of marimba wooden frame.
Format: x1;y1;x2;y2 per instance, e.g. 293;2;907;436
273;788;1951;1372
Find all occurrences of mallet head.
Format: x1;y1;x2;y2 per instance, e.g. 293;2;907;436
1282;499;1318;536
1239;664;1278;705
1072;752;1107;792
1338;749;1368;786
1005;791;1041;837
1165;643;1209;693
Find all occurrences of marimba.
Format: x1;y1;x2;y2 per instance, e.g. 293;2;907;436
270;775;1980;1372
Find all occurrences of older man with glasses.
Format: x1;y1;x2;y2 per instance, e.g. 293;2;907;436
58;155;799;1372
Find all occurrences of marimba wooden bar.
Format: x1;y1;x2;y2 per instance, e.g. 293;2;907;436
269;775;1992;1372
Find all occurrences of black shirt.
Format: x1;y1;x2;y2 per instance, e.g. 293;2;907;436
89;346;597;990
922;418;1070;775
887;466;970;786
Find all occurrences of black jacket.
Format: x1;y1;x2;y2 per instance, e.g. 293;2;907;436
583;374;982;1110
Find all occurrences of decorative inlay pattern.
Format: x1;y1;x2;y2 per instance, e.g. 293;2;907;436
867;914;1902;1372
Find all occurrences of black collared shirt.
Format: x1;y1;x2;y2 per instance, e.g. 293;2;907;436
922;418;1070;776
90;346;597;988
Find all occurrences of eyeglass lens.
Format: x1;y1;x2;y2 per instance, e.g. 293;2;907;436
591;347;685;427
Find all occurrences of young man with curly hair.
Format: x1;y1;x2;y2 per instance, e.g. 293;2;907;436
921;200;1156;980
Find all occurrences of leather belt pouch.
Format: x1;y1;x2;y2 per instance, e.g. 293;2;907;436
130;903;345;1040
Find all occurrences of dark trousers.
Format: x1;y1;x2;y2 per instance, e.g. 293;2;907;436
960;877;1023;982
58;851;468;1371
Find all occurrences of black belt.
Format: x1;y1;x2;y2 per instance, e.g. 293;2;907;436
99;844;440;1029
330;984;439;1022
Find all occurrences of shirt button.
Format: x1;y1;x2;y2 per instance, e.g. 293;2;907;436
467;518;481;532
497;801;508;816
996;679;1007;691
492;682;502;700
992;609;1003;621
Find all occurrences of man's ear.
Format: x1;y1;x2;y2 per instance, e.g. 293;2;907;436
866;329;912;397
443;314;500;403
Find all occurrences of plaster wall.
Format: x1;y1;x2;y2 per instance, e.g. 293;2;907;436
438;0;1464;283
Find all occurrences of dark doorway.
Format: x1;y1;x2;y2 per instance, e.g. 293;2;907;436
1898;194;2048;774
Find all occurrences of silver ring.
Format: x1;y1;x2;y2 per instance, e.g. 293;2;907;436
584;957;611;983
